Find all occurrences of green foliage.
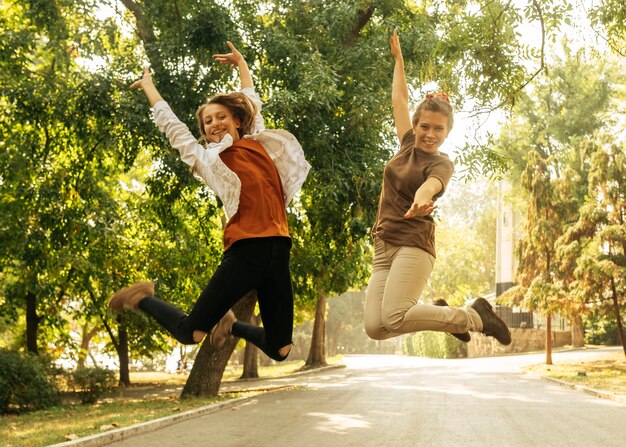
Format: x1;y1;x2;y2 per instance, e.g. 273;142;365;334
584;314;621;346
403;331;467;359
497;46;623;324
423;179;497;303
0;0;155;356
589;0;626;55
70;366;117;404
0;349;59;413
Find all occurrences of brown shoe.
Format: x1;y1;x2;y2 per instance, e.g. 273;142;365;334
433;299;471;343
471;297;512;345
108;281;154;311
209;310;236;349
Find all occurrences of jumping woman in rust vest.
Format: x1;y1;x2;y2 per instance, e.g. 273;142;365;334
109;42;310;361
364;30;511;346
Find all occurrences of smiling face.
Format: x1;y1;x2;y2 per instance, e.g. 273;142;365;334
201;103;241;144
413;111;450;154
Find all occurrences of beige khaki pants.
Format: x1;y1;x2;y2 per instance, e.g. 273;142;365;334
364;237;481;340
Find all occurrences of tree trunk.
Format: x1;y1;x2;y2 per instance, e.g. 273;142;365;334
26;292;39;354
326;318;342;357
117;317;131;386
304;292;327;369
240;314;259;379
545;313;553;365
181;290;257;398
610;277;626;357
77;325;99;369
570;313;585;349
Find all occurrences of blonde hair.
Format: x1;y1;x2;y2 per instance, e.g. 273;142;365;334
196;92;258;144
412;93;454;130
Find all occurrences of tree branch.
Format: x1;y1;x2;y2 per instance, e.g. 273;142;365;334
119;0;156;44
119;0;164;73
87;283;119;352
469;0;546;117
345;5;375;46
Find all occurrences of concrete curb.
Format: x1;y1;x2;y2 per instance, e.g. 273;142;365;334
47;364;346;447
527;372;626;405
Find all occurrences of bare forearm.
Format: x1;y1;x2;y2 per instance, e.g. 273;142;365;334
414;177;443;204
238;60;253;90
392;58;409;105
391;54;411;138
141;80;164;107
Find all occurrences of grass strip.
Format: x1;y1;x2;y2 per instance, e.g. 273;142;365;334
524;351;626;396
0;393;251;447
1;357;341;447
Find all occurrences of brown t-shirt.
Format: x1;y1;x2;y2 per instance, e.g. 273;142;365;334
372;129;454;257
219;139;290;250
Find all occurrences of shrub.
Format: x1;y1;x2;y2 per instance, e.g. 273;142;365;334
70;366;117;404
584;316;619;345
0;349;60;413
403;332;467;359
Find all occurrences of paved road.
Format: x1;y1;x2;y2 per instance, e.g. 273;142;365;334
107;348;625;447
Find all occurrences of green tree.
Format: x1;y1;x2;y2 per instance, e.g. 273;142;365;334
589;0;626;56
422;179;498;305
509;151;569;364
0;0;146;356
496;45;622;361
0;1;182;390
560;140;626;356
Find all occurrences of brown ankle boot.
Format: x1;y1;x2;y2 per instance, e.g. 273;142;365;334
470;297;511;345
108;281;155;311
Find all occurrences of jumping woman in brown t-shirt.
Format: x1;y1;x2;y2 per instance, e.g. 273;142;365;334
108;42;310;362
364;30;511;346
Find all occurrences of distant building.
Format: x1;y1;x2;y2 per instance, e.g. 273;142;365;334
495;181;521;297
495;181;569;331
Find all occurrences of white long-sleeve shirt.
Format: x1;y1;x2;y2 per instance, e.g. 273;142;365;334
152;87;311;218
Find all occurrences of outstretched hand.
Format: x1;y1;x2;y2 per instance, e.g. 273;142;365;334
129;66;153;90
390;28;402;61
129;66;163;106
212;41;244;67
404;200;437;219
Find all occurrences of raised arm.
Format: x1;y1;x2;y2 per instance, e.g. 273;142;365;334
213;41;253;90
213;40;264;133
390;29;412;142
130;67;164;107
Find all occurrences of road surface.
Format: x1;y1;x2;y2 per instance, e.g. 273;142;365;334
106;348;625;447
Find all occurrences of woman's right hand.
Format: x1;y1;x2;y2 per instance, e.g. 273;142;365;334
129;66;154;90
129;66;163;106
390;28;403;61
404;199;437;219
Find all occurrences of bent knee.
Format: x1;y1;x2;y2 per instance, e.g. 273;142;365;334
364;322;386;340
381;312;404;332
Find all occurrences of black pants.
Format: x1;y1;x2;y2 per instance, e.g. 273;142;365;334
139;236;294;361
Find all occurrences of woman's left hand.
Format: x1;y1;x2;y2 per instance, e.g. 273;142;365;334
212;41;244;67
404;200;437;218
390;28;403;62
